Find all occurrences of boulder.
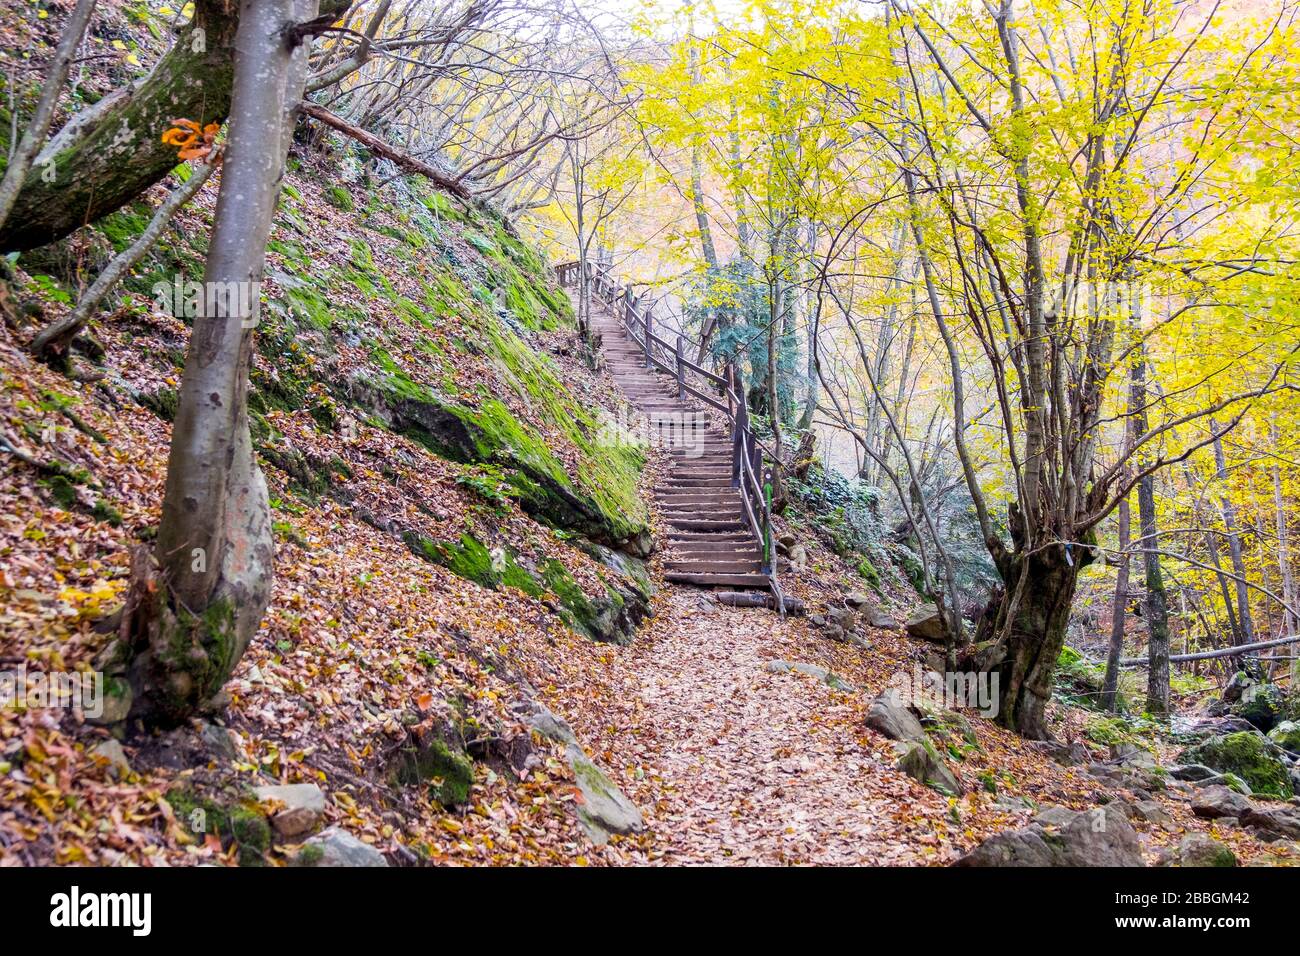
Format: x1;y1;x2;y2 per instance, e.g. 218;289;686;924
1267;720;1300;755
1232;682;1287;732
788;544;808;569
253;783;326;839
524;701;578;747
1168;763;1219;782
566;744;643;845
1126;799;1174;830
955;804;1143;867
1178;732;1293;797
905;609;947;644
844;592;871;610
1180;715;1259;738
1037;740;1091;767
1156;833;1237;868
298;827;388;867
864;607;897;629
897;739;963;795
1242;804;1300;841
865;692;926;744
1190;784;1253;819
826;606;856;632
1085;762;1167;793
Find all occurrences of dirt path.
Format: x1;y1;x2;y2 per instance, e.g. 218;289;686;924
571;590;945;865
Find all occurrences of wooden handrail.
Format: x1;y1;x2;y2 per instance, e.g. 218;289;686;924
556;259;783;613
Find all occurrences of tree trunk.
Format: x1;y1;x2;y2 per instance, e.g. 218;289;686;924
1271;419;1298;636
1139;470;1171;715
1101;495;1131;712
1132;355;1170;715
0;0;238;253
121;0;317;723
1213;427;1255;646
0;0;99;235
987;544;1083;739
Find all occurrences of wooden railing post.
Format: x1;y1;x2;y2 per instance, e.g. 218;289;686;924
643;303;653;369
675;335;685;398
731;366;746;489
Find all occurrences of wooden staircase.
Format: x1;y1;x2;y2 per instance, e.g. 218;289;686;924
591;307;771;590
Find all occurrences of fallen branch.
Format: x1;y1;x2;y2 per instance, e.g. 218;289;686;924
1119;633;1300;666
298;101;472;201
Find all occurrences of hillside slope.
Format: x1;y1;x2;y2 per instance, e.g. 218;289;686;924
0;107;672;862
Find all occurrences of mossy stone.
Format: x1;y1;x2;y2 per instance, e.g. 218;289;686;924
1178;732;1293;798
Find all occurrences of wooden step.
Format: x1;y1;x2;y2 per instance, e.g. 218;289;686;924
665;560;763;574
666;517;745;531
663;571;772;588
667;532;755;543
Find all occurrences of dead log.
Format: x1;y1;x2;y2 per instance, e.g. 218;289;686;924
298;102;472;202
715;591;805;615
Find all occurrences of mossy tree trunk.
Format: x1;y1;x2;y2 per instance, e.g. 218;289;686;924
0;0;238;253
981;544;1086;739
128;0;318;722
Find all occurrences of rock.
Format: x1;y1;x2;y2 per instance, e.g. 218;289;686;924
1033;806;1078;829
298;827;388;867
809;614;826;628
524;701;578;747
253;783;326;839
921;708;979;749
1085;762;1167;793
1190;784;1253;819
1108;743;1156;767
1178;731;1293;797
864;607;897;629
826;606;856;632
1169;763;1219;782
1223;668;1257;703
89;739;131;779
764;660;853;691
905;609;946;643
844;592;871;610
86;680;132;726
1181;715;1259;738
788;544;808;569
1219;772;1254;795
199;721;240;761
520;699;643;845
566;744;642;845
1267;720;1300;755
866;692;927;744
1156;833;1237;868
1038;740;1091;766
1127;799;1174;829
955;803;1142;867
897;739;963;795
778;532;797;549
1242;804;1300;840
1232;682;1286;732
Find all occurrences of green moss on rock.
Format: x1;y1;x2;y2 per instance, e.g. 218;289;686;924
393;737;475;808
1178;732;1293;798
164;787;271;866
325;185;354;211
